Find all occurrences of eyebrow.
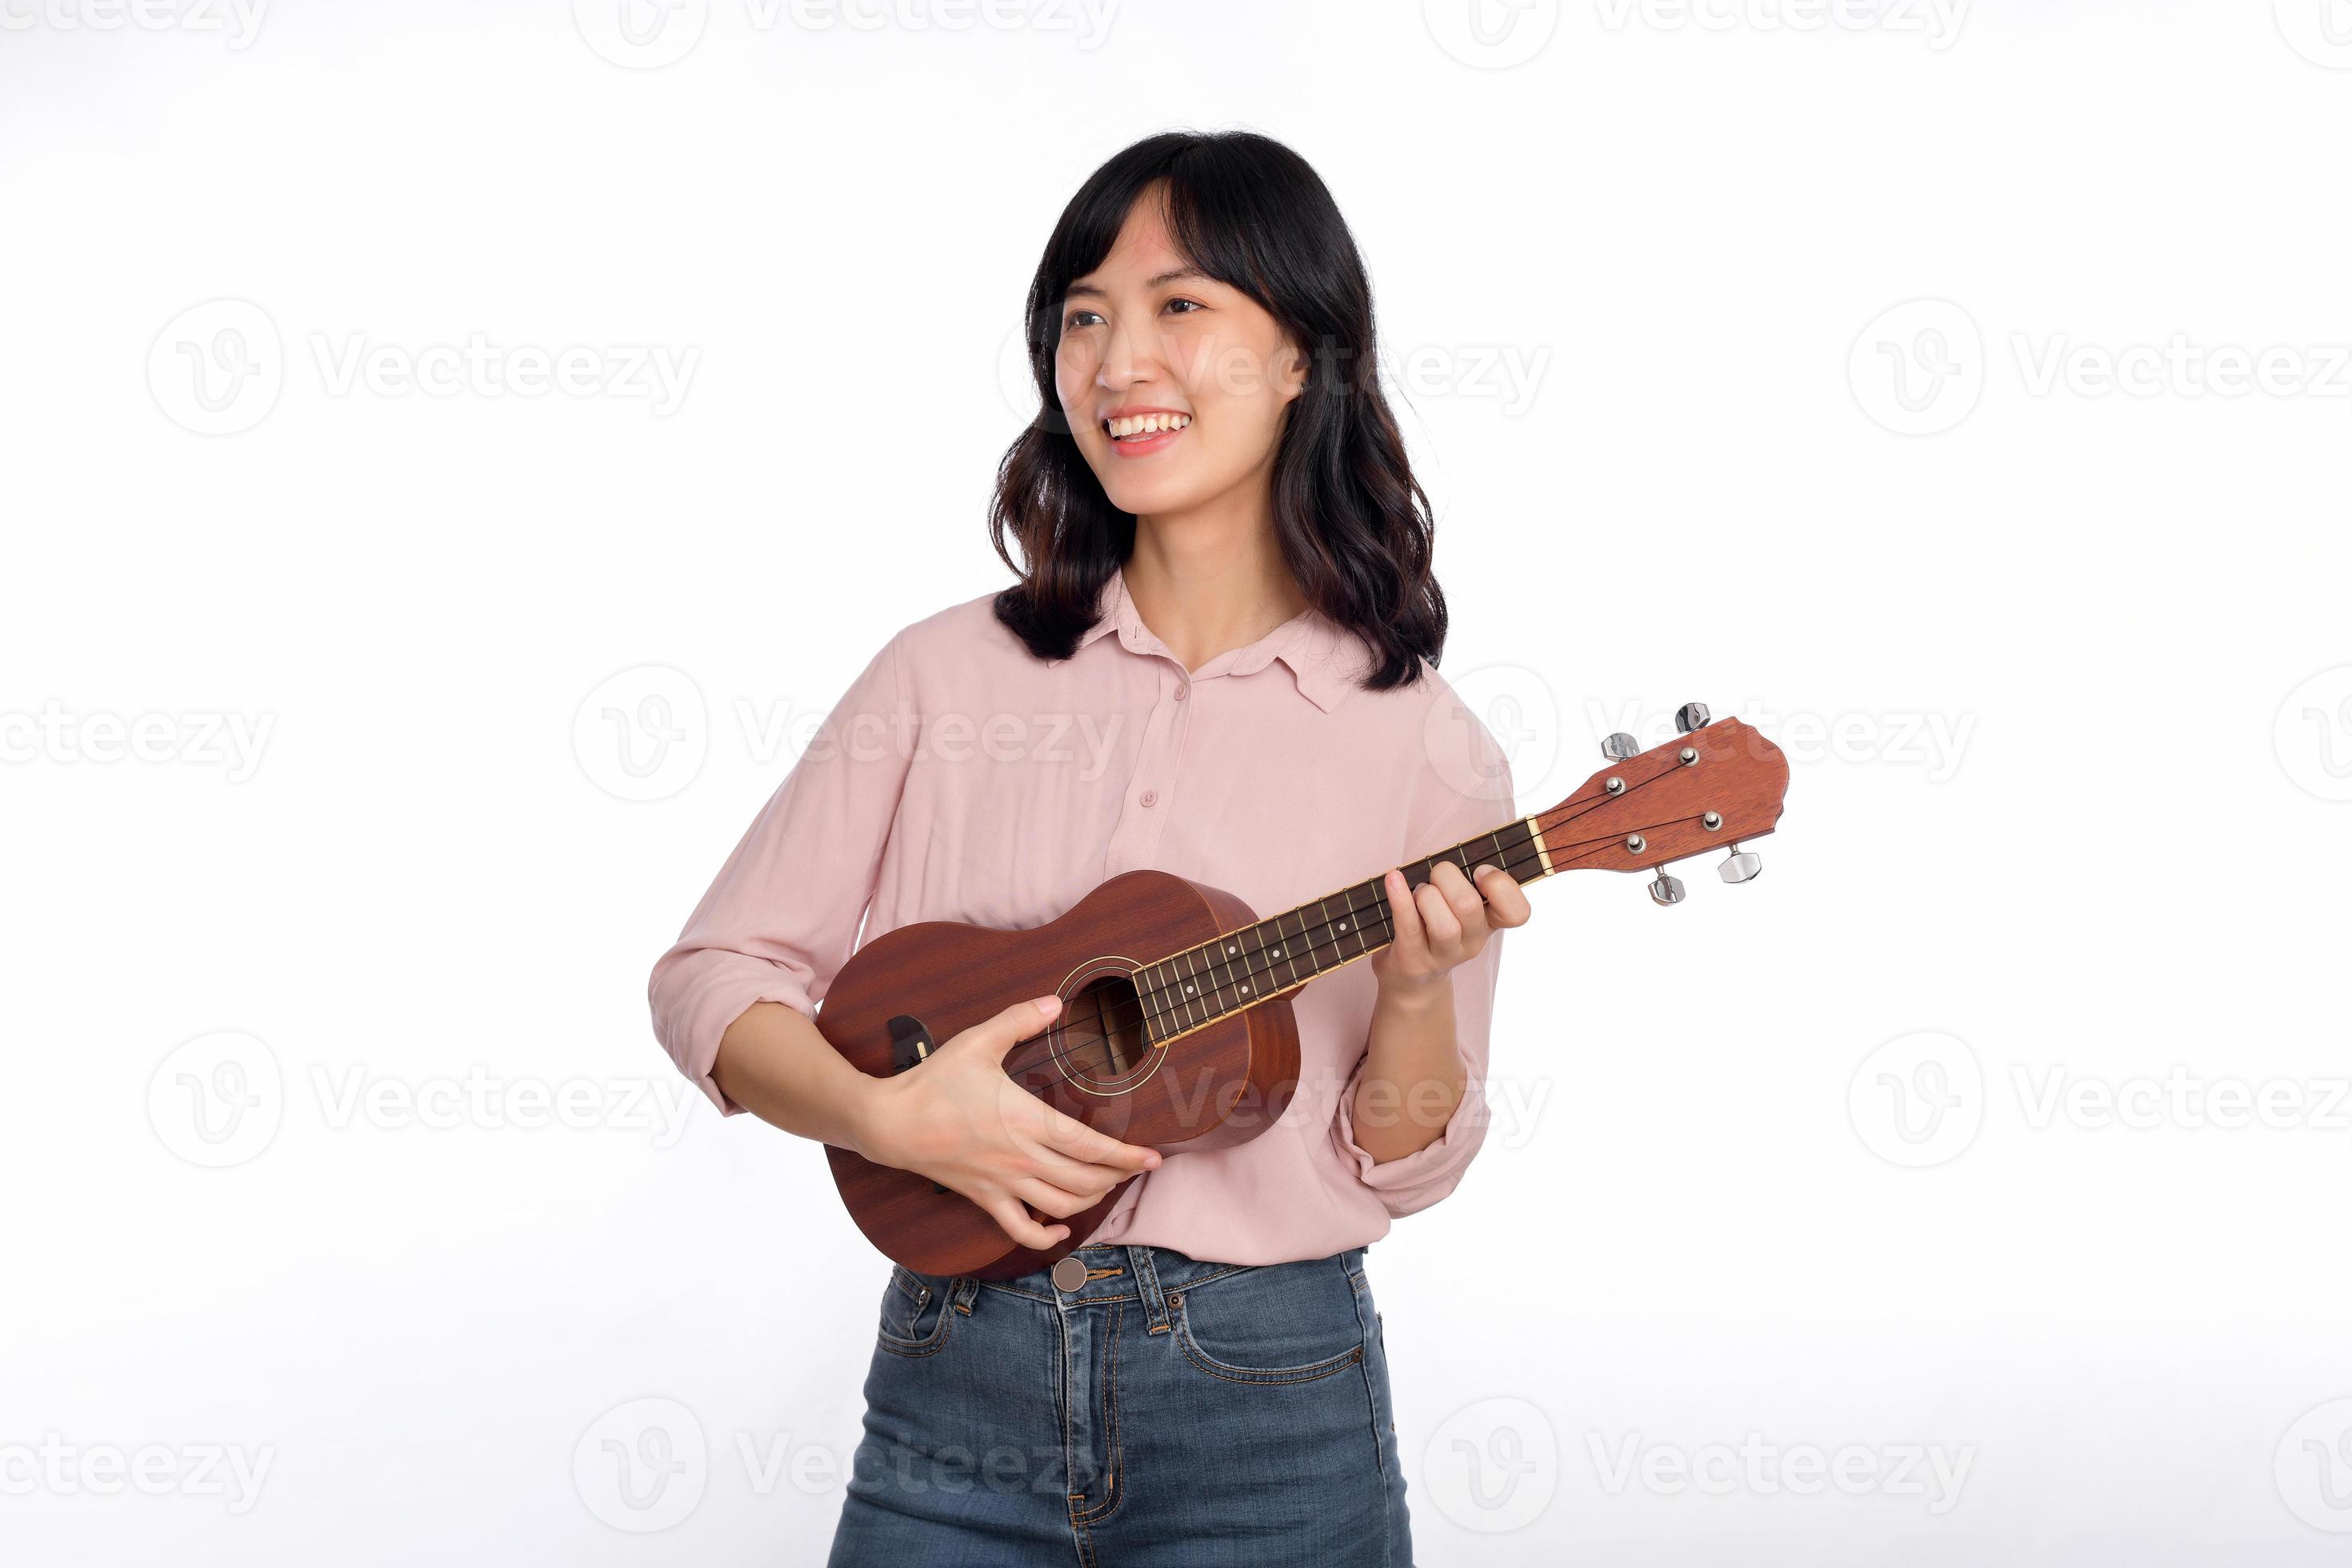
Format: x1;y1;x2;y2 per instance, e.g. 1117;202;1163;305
1064;266;1213;301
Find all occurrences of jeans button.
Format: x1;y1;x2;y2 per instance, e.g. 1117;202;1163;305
1051;1257;1089;1292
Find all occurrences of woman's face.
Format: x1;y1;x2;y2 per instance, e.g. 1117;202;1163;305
1054;192;1307;521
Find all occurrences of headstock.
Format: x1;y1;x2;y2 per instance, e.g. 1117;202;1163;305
1534;703;1790;906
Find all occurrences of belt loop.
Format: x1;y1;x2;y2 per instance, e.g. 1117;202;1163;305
950;1275;981;1316
1126;1245;1174;1334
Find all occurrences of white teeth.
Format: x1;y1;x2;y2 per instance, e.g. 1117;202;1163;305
1106;412;1192;439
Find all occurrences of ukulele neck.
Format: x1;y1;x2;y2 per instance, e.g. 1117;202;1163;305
1132;816;1553;1044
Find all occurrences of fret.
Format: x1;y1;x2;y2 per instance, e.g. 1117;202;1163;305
1142;818;1544;1039
1274;911;1302;988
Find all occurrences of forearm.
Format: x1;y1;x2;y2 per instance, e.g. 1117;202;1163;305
1350;978;1466;1164
711;1001;886;1156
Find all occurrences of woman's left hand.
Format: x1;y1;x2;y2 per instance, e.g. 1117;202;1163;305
1368;859;1532;998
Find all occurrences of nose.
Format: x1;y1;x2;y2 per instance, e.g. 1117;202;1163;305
1095;310;1164;394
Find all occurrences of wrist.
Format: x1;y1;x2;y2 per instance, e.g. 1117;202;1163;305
1373;973;1449;1016
843;1073;902;1164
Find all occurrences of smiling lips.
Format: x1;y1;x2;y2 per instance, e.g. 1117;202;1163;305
1102;409;1191;458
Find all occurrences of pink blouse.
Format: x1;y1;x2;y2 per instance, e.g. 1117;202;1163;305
646;564;1517;1266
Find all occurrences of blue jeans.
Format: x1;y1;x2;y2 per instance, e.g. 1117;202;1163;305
827;1242;1412;1566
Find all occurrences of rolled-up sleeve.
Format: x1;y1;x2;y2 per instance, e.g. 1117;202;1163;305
646;630;916;1113
1331;713;1517;1215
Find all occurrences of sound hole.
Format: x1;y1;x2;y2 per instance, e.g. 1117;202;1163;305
1061;971;1153;1086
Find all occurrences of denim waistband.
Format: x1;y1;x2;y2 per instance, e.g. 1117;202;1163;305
972;1242;1367;1307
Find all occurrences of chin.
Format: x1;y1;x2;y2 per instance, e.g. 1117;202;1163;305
1095;470;1205;517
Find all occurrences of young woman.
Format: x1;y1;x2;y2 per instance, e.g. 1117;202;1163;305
648;129;1531;1566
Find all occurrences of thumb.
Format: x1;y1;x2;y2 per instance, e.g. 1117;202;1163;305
973;993;1062;1065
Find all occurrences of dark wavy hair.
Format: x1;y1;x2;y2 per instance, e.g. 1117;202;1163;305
988;130;1446;694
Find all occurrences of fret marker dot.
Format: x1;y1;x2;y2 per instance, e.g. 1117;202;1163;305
1226;945;1236;955
1241;984;1250;994
1186;985;1195;994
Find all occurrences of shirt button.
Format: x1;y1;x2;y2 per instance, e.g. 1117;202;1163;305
1174;683;1188;701
1140;789;1158;807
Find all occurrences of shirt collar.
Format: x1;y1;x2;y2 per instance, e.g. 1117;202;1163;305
1076;563;1368;714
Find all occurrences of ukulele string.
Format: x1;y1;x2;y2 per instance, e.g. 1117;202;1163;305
1086;778;1696;1056
1009;802;1700;1082
1014;760;1706;1080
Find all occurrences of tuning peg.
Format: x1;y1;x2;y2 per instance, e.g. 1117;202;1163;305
1600;731;1639;761
1675;702;1712;734
1647;868;1686;906
1718;843;1762;884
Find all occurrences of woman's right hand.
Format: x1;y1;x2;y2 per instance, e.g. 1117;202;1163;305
850;994;1162;1252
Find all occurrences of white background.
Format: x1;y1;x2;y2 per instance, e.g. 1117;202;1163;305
5;0;2351;1562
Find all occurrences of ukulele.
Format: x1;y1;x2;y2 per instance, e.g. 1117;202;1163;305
822;702;1790;1279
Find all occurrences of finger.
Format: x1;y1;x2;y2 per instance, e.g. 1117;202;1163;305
1474;863;1534;926
972;994;1064;1064
1412;878;1464;947
1012;1177;1098;1219
982;1194;1066;1252
1034;1108;1162;1171
1428;859;1489;922
1382;869;1427;960
1026;1150;1140;1198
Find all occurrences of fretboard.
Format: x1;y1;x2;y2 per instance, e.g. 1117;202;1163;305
1134;817;1546;1046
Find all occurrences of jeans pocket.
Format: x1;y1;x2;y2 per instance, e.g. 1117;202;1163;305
1169;1262;1366;1386
876;1265;952;1358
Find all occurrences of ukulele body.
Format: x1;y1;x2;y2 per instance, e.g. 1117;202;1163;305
820;867;1300;1280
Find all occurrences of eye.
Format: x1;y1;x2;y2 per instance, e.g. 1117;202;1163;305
1164;297;1204;316
1062;308;1103;331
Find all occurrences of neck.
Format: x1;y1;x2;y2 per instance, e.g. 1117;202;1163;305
1125;519;1306;674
